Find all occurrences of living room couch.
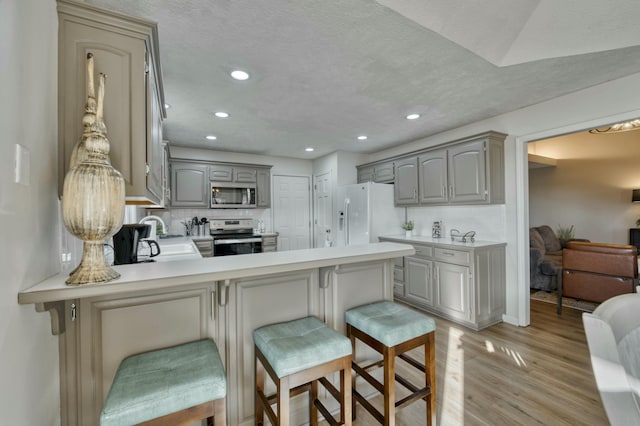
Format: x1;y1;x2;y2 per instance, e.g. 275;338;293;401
530;225;585;291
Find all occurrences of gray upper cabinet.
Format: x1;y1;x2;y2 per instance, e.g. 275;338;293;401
209;164;233;182
170;162;208;207
58;0;166;205
209;164;258;183
234;167;257;183
418;148;448;204
356;160;394;183
256;168;271;208
357;165;374;183
394;157;419;205
448;140;487;203
394;132;505;206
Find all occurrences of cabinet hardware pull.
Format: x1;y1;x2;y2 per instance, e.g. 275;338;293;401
70;303;76;322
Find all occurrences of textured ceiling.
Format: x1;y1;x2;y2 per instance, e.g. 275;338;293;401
85;0;640;159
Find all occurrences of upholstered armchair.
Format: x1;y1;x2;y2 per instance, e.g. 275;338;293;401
561;241;637;306
583;293;640;425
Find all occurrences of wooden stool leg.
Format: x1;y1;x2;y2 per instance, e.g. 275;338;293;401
348;325;357;421
278;376;291;426
213;398;226;426
310;379;318;426
383;345;395;426
342;359;352;426
426;333;436;426
255;354;265;426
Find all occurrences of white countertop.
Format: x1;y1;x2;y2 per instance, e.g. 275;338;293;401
18;242;414;305
379;234;506;249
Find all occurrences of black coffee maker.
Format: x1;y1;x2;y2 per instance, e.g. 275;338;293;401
112;224;156;265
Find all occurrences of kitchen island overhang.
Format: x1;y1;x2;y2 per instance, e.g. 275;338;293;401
18;242;414;426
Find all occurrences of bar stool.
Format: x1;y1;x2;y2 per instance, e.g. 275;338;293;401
253;316;352;426
345;301;436;425
100;339;226;426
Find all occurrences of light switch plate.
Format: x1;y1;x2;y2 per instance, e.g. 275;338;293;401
15;144;30;186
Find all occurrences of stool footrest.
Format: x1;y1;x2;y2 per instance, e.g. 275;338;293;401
398;353;426;372
397;388;429;410
352;361;384;394
353;389;384;424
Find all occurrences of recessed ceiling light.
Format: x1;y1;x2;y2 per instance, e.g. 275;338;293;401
214;112;230;118
357;135;368;140
164;103;171;109
230;70;250;80
406;113;420;120
205;135;217;140
305;147;314;152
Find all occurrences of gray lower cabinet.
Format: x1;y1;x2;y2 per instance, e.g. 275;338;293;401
192;238;213;257
261;235;277;252
170;162;208;207
380;237;506;330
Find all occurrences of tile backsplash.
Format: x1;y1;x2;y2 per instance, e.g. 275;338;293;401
164;208;272;235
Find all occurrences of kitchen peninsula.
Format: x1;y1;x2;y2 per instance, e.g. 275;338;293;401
18;242;413;426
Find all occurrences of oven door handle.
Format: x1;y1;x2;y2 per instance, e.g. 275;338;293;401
214;237;263;245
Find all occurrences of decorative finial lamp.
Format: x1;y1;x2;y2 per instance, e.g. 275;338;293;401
61;53;125;285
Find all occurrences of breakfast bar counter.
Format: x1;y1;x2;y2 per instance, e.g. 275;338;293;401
18;242;414;426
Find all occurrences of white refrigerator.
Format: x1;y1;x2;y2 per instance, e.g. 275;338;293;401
336;182;403;246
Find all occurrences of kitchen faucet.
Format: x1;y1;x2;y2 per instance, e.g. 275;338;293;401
139;215;167;240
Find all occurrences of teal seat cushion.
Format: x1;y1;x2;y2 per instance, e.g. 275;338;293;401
100;339;226;426
346;301;436;347
253;316;352;378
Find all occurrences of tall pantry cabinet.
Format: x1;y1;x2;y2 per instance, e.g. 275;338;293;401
57;0;167;205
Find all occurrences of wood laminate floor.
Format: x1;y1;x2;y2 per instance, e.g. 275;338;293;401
339;300;608;426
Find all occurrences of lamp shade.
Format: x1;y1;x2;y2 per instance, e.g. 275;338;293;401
633;189;640;203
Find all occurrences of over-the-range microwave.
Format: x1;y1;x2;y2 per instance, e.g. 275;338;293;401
211;182;256;208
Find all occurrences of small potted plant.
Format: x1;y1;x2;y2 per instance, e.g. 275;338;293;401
401;220;414;238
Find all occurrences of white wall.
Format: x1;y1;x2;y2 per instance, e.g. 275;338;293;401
0;0;61;424
529;131;640;244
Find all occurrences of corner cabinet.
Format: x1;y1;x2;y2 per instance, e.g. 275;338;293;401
58;0;166;205
380;236;506;330
170;162;209;208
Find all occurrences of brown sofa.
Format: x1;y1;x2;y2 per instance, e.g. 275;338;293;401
560;241;638;313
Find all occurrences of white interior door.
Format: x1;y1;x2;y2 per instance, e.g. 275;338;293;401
313;171;332;247
273;175;311;251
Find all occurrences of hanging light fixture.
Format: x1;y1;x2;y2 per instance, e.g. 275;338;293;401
589;119;640;134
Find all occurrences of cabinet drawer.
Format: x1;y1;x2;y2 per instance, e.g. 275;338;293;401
393;267;404;282
262;236;277;246
394;256;404;267
413;245;433;258
434;247;469;264
262;246;277;253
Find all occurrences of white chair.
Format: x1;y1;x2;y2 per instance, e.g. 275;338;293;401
582;293;640;425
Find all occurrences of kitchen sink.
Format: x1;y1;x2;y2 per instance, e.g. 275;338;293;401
159;243;197;255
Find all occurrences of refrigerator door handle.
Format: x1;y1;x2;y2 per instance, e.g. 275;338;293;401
344;198;350;246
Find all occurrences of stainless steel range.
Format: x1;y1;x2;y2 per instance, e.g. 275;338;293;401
210;218;262;256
